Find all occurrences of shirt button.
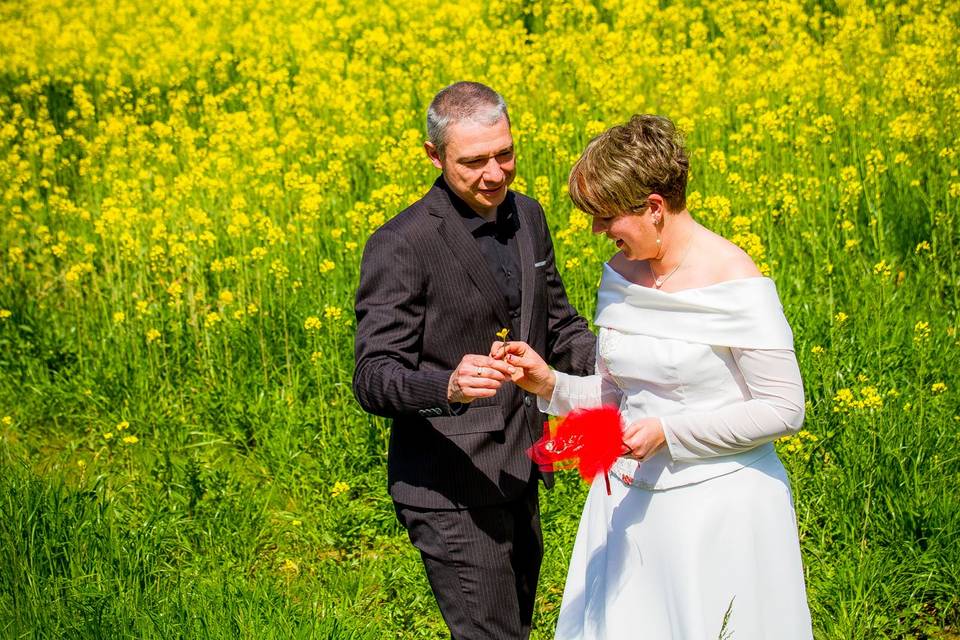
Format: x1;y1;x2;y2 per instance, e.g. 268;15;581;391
524;396;532;407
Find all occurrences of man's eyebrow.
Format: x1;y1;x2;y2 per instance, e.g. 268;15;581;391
459;145;514;163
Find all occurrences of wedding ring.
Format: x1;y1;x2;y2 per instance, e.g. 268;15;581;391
476;366;485;377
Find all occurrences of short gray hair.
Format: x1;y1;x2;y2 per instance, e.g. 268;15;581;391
426;81;509;157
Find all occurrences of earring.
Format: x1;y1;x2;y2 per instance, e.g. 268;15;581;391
652;215;662;225
655;229;664;259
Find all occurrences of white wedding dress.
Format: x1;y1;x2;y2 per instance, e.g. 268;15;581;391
544;265;813;640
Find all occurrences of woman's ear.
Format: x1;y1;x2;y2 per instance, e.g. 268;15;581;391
647;194;666;224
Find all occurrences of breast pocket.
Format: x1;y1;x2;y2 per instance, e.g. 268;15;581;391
427;404;505;436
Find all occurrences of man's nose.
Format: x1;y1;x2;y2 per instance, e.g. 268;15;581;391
482;158;505;183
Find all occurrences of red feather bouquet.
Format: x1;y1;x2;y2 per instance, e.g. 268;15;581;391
527;406;624;495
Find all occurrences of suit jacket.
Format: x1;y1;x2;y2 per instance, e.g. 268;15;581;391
353;177;596;509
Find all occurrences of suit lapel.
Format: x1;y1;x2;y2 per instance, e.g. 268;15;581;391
516;199;536;342
428;182;514;331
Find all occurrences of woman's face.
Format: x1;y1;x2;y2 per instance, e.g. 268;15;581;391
592;210;657;260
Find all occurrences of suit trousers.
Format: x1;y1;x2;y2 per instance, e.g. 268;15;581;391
395;484;543;640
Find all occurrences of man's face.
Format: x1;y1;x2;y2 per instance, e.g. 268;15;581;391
425;117;516;218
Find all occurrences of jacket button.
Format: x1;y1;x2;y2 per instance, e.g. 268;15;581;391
524;396;532;407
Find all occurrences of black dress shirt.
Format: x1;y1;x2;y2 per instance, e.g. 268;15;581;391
442;180;522;330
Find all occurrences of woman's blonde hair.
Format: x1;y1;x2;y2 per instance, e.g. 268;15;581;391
568;115;689;218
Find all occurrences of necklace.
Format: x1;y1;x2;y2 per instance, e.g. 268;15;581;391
651;226;696;289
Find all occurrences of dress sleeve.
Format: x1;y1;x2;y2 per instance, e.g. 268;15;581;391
660;348;805;461
537;348;623;416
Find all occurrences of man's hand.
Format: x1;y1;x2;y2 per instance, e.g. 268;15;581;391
492;341;556;400
447;354;515;404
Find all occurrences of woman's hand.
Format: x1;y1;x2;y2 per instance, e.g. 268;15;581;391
490;341;556;399
621;418;666;461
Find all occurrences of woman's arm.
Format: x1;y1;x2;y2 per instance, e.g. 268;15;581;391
501;340;622;416
659;347;805;460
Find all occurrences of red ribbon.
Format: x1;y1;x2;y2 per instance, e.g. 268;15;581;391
527;406;623;495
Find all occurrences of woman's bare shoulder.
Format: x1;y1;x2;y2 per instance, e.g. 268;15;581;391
698;229;763;280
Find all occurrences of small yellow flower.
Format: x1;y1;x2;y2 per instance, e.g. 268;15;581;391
113;311;126;323
103;432;114;440
77;459;86;468
116;420;129;431
811;345;824;355
304;316;322;331
496;328;510;341
834;312;848;325
331;481;350;497
0;309;11;319
122;435;139;444
310;350;323;363
319;259;335;274
324;306;343;321
146;328;161;344
218;290;235;305
1;416;12;426
931;382;947;394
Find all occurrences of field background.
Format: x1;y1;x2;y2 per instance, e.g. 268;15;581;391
1;0;959;637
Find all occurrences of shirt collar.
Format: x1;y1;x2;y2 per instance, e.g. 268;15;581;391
436;176;518;236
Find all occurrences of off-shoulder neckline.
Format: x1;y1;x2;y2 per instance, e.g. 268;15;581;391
602;262;772;294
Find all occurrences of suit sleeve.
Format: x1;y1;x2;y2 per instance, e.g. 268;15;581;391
352;226;453;418
535;204;597;376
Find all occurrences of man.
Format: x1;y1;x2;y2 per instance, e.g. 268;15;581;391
353;81;596;639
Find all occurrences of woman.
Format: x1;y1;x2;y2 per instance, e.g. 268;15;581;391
499;115;813;639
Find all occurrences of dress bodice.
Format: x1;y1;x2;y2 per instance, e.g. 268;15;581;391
593;265;795;489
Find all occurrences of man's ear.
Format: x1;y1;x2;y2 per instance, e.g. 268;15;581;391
424;141;443;170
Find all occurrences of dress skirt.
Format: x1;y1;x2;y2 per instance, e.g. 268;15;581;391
554;449;812;640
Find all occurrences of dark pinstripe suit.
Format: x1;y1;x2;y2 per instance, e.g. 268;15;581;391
353;177;595;638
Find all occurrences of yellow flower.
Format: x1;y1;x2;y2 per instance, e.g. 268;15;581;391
319;259;335;273
834;312;848;325
103;432;114;440
204;311;223;327
931;382;947;394
304;316;322;331
811;345;824;355
146;328;161;343
324;306;343;321
496;328;510;341
873;260;892;278
310;351;323;363
116;420;129;431
913;321;930;343
0;309;11;319
1;416;12;426
218;290;235;305
331;481;350;497
113;311;126;323
122;435;139;444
